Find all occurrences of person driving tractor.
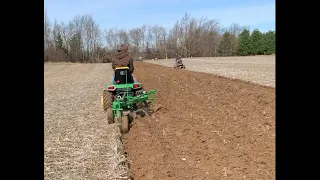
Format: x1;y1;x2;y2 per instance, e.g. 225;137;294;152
111;44;137;83
174;54;181;66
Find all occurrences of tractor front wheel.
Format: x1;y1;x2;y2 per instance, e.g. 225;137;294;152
121;115;129;133
101;90;113;111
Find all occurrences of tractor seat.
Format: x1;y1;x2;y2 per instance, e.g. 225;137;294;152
114;67;134;84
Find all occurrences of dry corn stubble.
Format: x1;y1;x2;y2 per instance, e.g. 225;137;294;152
44;63;129;180
145;55;275;88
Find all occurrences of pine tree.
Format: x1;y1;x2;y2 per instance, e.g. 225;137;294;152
250;29;263;55
261;31;275;55
56;33;65;51
237;29;253;56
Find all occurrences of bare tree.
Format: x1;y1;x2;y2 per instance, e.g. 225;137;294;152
44;10;52;51
139;25;147;53
129;28;143;57
151;25;167;59
59;22;73;58
117;29;129;45
44;10;273;62
80;14;101;62
166;21;180;57
52;19;61;50
105;28;120;51
199;19;220;56
229;23;242;37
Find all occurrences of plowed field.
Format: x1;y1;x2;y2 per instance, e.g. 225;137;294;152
124;62;275;180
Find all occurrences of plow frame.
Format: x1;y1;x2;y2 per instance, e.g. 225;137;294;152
111;90;158;119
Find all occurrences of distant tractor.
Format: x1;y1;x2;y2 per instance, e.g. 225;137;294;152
174;58;186;69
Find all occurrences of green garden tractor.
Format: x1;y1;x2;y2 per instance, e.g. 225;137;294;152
101;67;158;133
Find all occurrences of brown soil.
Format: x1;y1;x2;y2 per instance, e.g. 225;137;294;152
123;62;275;180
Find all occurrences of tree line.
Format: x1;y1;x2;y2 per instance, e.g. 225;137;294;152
44;11;275;63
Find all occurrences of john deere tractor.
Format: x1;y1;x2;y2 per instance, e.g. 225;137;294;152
101;67;158;133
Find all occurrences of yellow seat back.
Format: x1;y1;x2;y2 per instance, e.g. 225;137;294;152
115;66;129;70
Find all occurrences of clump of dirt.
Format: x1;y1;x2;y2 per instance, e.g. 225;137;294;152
123;62;275;180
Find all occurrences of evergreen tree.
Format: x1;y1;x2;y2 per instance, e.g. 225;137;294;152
261;31;276;55
237;29;253;56
250;29;263;55
56;33;66;51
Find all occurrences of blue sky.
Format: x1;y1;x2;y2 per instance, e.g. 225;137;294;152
44;0;275;32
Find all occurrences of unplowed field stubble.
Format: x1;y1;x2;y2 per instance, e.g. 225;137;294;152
145;55;275;87
44;63;129;180
124;62;275;180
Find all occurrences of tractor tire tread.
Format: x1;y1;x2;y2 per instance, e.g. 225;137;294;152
102;90;113;111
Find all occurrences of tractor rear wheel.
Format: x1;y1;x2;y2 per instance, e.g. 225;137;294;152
101;90;113;111
121;115;129;133
106;108;114;124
